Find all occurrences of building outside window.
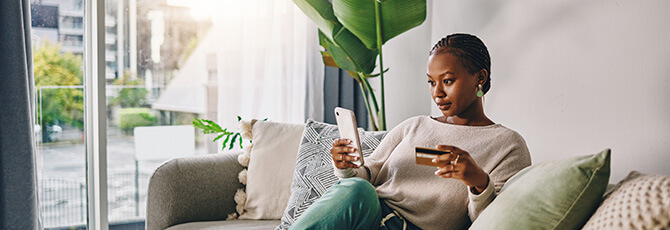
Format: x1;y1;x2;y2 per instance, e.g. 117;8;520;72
31;0;317;229
32;0;208;228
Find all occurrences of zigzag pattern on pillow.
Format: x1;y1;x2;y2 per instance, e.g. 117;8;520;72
276;119;386;230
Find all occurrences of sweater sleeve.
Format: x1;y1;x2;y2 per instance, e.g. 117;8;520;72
467;176;495;220
467;131;532;221
333;117;412;182
488;133;532;192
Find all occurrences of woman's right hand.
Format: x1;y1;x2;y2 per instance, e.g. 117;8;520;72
331;138;360;169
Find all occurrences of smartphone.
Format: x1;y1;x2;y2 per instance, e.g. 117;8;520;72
415;147;451;166
334;107;365;166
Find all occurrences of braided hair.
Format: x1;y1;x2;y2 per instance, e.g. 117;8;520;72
429;33;491;95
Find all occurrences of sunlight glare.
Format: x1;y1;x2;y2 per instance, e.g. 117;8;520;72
167;0;240;21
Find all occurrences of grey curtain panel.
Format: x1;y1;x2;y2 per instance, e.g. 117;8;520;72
0;0;42;229
323;66;368;129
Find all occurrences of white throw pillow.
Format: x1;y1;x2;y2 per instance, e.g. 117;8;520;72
237;120;305;220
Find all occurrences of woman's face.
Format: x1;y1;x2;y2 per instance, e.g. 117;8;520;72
426;53;482;118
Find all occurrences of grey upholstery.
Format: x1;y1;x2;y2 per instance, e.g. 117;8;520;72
166;220;281;230
146;152;244;230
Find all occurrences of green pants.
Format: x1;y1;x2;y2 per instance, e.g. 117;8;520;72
290;177;420;230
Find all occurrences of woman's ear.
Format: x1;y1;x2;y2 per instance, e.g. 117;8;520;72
477;69;488;85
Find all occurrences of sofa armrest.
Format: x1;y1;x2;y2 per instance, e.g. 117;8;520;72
146;152;244;230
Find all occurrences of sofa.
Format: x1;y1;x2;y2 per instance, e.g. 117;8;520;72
146;120;670;230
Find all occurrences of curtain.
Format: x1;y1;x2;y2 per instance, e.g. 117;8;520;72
211;0;323;130
0;0;42;229
323;66;369;129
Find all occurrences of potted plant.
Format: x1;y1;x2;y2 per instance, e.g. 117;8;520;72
293;0;427;130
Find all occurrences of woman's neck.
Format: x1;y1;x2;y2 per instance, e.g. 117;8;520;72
437;99;493;126
437;115;493;126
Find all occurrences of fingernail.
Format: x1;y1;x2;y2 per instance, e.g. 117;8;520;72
434;170;440;175
354;157;359;160
432;159;438;163
347;139;352;143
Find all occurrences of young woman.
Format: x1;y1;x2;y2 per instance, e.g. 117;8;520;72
290;33;531;230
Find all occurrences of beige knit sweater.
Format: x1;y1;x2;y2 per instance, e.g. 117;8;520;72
335;116;531;230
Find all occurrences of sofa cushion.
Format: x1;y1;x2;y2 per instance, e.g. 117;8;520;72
582;171;670;229
166;220;282;230
236;121;305;219
276;119;386;230
470;149;611;230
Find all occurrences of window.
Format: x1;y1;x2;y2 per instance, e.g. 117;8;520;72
33;0;318;228
61;16;84;29
61;34;84;47
31;0;86;228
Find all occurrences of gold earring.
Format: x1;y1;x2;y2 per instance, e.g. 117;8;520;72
476;84;483;97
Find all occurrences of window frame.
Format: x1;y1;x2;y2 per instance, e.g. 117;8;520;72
83;0;108;229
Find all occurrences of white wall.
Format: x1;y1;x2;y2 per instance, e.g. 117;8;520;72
429;0;670;182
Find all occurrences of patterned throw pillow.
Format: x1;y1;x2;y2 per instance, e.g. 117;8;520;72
582;171;670;230
276;119;386;230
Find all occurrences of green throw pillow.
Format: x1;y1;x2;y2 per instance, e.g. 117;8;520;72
470;149;611;230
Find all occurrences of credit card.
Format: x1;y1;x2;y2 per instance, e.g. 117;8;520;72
415;147;451;166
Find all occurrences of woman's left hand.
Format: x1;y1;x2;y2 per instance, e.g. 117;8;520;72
433;145;489;193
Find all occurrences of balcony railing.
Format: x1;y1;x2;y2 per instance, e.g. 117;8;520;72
41;169;149;229
41;178;86;227
37;85;169;229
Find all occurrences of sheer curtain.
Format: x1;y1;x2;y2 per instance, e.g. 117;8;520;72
211;0;323;131
0;0;42;229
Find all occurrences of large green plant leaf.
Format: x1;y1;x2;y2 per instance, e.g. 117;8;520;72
295;0;379;74
333;0;427;50
294;0;426;131
292;0;340;39
331;29;378;74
